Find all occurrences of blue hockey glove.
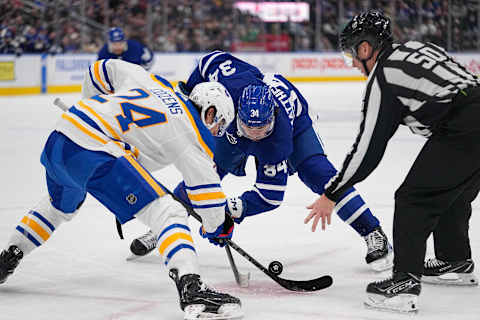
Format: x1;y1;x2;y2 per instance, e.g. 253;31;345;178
225;197;246;224
199;213;234;247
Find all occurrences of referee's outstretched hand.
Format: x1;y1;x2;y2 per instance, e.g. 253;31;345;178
305;194;335;232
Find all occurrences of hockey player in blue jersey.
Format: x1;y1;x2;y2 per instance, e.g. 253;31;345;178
97;27;154;70
131;51;393;271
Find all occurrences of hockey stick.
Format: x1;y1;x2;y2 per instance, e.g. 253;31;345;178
53;97;332;292
225;243;250;288
168;192;251;288
225;238;333;292
173;194;332;292
53;97;69;111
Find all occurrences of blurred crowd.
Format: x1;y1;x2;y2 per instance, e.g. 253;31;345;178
319;0;479;52
0;0;478;55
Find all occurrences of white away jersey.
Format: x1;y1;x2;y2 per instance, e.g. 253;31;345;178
55;59;225;232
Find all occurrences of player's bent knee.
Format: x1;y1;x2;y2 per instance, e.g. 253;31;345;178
35;196;79;222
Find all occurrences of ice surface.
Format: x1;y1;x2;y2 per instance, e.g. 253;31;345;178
0;83;478;320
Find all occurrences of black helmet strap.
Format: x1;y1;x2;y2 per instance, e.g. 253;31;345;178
355;40;375;77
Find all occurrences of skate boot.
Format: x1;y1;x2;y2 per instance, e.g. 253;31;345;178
169;268;243;320
128;230;157;260
364;227;393;271
0;245;24;284
423;258;478;286
364;271;421;313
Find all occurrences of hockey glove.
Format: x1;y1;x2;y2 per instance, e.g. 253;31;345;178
225;197;246;224
199;213;234;247
174;81;191;100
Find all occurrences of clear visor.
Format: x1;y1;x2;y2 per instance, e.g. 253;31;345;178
342;50;354;67
237;117;275;141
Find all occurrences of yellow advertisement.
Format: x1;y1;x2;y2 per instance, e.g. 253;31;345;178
0;61;15;81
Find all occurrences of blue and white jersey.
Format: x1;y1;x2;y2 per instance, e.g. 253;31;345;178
186;51;316;216
64;59;226;232
98;39;154;70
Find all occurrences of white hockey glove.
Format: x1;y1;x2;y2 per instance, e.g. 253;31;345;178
226;197;245;223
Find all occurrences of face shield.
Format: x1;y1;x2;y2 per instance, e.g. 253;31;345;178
202;106;231;138
342;47;357;67
237;115;275;141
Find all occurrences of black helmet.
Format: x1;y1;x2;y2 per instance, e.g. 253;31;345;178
339;10;393;53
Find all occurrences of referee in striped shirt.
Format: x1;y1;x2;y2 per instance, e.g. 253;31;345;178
304;10;479;313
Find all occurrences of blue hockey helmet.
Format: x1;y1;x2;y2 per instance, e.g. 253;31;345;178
108;27;125;42
237;84;275;141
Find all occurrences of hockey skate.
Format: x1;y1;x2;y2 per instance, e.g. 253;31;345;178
423;258;478;286
364;227;393;271
127;230;157;261
169;268;243;320
364;271;421;313
0;245;23;284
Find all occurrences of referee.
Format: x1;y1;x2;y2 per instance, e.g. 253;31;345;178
304;9;479;313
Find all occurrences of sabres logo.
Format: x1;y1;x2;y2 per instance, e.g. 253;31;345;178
126;193;137;205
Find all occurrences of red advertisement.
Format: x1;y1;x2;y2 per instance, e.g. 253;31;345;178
291;57;351;72
231;34;291;52
465;59;480;75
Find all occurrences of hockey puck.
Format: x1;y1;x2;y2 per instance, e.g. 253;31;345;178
268;261;283;276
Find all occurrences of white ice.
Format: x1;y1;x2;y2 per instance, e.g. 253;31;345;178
0;82;478;320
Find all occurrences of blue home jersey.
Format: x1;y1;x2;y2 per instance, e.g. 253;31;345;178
97;39;153;70
186;51;323;216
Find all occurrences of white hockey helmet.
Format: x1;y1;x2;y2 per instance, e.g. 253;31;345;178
189;81;235;137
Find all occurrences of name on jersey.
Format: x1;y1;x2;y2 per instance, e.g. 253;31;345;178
150;88;183;115
264;74;301;126
270;86;298;125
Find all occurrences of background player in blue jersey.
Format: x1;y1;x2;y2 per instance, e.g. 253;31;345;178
131;51;393;271
97;27;154;70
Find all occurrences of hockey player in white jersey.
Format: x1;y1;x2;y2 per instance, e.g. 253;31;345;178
0;59;242;320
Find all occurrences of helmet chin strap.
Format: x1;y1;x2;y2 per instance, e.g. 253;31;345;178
356;42;375;77
360;51;373;77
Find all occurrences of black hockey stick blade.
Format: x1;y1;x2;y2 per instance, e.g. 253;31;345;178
226;239;333;292
274;274;333;292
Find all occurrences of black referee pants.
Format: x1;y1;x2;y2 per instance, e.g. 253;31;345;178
393;92;480;275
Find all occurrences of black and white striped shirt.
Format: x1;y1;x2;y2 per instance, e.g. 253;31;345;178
324;40;480;201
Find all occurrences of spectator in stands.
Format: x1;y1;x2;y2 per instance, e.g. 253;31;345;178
0;28;22;55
